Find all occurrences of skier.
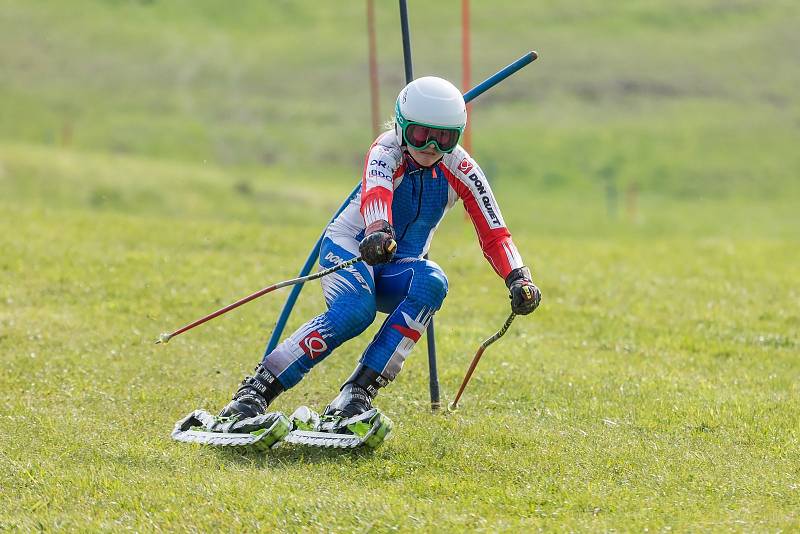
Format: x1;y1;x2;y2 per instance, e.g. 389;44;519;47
218;76;541;442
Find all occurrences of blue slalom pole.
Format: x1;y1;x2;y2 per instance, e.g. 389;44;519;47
265;50;539;355
463;51;537;103
264;184;359;354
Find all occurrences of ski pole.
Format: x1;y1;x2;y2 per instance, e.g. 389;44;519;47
155;257;363;344
448;312;516;411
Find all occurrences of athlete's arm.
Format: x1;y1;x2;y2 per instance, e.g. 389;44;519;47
441;149;541;313
360;134;403;227
440;150;524;279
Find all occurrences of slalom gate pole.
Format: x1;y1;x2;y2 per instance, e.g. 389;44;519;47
399;0;413;84
461;0;472;152
266;49;539;378
264;186;360;354
397;0;443;412
367;0;380;137
463;51;537;103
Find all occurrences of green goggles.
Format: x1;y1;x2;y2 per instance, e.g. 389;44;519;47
401;122;462;153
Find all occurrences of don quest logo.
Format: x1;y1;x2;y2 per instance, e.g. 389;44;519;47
458;159;501;227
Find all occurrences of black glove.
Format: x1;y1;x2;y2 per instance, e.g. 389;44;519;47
505;266;541;315
359;220;397;266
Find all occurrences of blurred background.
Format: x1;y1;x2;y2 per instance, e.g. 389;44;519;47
2;2;799;530
2;0;798;238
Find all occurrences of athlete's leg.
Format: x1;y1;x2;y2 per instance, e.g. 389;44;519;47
219;235;376;418
364;258;448;379
260;236;376;389
324;258;448;416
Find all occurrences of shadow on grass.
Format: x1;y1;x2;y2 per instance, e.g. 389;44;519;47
214;443;384;468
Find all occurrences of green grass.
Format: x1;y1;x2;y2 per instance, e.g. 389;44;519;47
2;0;800;531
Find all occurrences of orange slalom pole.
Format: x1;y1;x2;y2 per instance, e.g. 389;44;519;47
367;0;380;137
461;0;472;153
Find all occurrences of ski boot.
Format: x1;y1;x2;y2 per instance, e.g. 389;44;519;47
171;363;291;451
285;365;394;449
218;363;284;419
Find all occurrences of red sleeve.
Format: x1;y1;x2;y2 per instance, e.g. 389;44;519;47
440;156;524;279
360;137;403;225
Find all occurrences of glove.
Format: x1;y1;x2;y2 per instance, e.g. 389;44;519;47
359;220;397;266
505;266;541;315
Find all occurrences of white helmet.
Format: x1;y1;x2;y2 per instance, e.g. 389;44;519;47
395;76;466;153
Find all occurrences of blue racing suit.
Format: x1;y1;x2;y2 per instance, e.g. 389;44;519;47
261;130;526;388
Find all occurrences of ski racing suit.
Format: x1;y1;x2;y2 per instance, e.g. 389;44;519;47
260;130;526;389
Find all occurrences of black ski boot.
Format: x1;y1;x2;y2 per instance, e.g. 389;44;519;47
219;363;284;420
324;365;389;418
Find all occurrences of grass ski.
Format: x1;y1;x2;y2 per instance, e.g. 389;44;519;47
283;406;393;449
171;409;291;451
171;406;392;451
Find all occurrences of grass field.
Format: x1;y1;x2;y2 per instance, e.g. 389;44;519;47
2;1;799;531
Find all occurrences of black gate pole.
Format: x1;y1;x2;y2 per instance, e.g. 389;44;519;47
398;0;441;411
399;0;414;84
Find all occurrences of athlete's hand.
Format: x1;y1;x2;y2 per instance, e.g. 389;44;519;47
505;266;541;315
359;220;397;266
